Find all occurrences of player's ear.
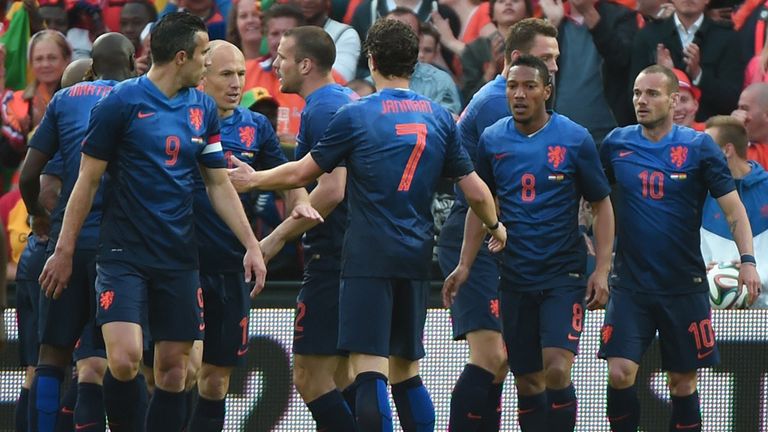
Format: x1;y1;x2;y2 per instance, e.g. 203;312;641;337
543;83;552;102
175;49;188;66
670;91;680;109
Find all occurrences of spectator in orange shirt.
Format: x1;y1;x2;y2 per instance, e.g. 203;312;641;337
672;68;705;130
732;82;768;169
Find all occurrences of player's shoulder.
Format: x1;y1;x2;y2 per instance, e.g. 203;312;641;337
109;76;143;97
234;106;272;129
603;124;643;147
481;116;513;141
550;112;591;142
187;87;217;108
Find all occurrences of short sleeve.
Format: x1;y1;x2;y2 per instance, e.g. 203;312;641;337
311;106;360;173
28;95;61;157
253;113;287;170
599;132;616;185
82;92;126;161
575;134;612;202
42;151;64;178
475;132;496;196
196;98;226;168
700;134;735;198
441;117;474;180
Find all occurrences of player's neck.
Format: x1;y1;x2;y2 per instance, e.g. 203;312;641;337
300;74;336;99
517;112;550;136
729;159;752;179
373;73;410;91
641;118;674;142
147;66;185;98
218;107;235;119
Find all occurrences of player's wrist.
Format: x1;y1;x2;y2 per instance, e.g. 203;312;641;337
485;220;500;231
741;254;757;266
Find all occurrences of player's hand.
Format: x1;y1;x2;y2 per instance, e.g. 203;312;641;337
30;214;51;241
586;269;610;310
442;265;470;308
135;53;151;76
259;233;285;264
227;156;258;193
656;44;674;69
738;264;761;306
684;43;701;80
706;261;717;272
290;203;324;223
244;246;267;298
39;250;74;300
486;222;506;253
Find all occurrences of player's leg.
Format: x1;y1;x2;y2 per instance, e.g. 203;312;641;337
598;290;656;432
292;268;355;431
438;245;506;432
499;288;547;431
185;340;203;427
659;292;718;432
339;278;395;432
389;280;434;432
15;277;40;432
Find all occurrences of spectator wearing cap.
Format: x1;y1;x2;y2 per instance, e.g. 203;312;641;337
733;83;768;170
299;0;361;82
630;0;743;121
241;86;279;130
160;0;226;40
120;0;156;56
672;68;704;130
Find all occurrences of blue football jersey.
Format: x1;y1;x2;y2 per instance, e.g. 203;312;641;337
310;88;474;279
82;76;225;270
601;125;735;294
28;80;117;250
439;75;508;249
295;83;357;268
194;106;286;273
476;113;611;291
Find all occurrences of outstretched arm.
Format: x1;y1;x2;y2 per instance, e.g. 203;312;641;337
228;153;325;192
717;190;761;305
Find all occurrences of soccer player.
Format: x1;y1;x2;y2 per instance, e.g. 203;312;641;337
190;39;318;431
228;19;505;432
19;33;137;432
598;65;761;432
257;26;358;431
443;55;614;432
38;13;267;432
436;18;559;431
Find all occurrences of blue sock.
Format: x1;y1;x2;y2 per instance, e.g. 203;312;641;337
190;396;225;432
55;375;77;432
449;364;494;432
16;387;29;432
146;388;186;432
479;382;503;432
354;372;392;432
103;370;146;432
74;383;105;432
670;391;701;432
517;391;547;432
306;389;356;432
391;375;434;432
547;384;577;432
29;365;64;432
607;385;639;432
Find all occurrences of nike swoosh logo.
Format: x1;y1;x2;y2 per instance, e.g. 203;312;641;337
567;333;580;341
551;401;575;409
518;407;536;414
237;347;248;356
619;150;634;157
467;413;482;419
608;413;631;422
293;335;304;341
137;111;155;119
61;407;74;414
697;349;714;360
75;423;98;430
675;422;701;430
494;153;508;160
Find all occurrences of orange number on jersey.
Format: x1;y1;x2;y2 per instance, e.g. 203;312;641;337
521;173;536;202
396;123;428;192
165;135;180;166
638;170;664;199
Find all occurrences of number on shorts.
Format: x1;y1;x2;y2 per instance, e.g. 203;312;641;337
688;319;715;350
294;301;306;332
571;303;583;332
239;316;248;347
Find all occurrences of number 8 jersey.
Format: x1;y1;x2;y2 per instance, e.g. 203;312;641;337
82;76;226;270
309;88;474;280
600;124;735;295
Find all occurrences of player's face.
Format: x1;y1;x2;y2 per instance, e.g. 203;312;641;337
31;39;69;87
204;47;246;114
673;89;698;127
506;65;550;124
526;35;559;75
633;72;677;129
236;0;262;46
182;31;211;87
494;0;529;28
267;17;299;59
737;88;768;141
274;36;302;94
418;34;438;64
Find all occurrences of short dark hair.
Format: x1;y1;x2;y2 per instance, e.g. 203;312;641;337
509;54;550;86
504;18;557;64
123;0;157;22
420;23;440;45
489;0;532;22
364;18;419;79
283;26;335;73
264;3;305;29
638;65;679;95
706;115;748;159
150;12;207;65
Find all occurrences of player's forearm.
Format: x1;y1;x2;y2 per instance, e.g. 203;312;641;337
281;187;311;216
590;196;615;275
459;173;499;228
19;171;45;217
208;181;260;250
55;177;99;255
458;210;486;270
271;177;344;243
726;204;755;257
250;161;312;191
39;175;62;213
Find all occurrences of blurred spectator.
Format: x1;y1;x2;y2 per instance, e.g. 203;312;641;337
242;86;279;130
299;0;360;81
418;22;442;65
541;0;637;143
460;0;531;103
386;7;462;114
0;30;70;169
630;0;743;121
733;0;768;69
430;0;492;59
0;187;27;281
37;1;70;33
347;77;375;96
672;67;704;130
743;42;768;87
161;0;226;40
636;0;674;24
66;1;107;59
226;0;265;60
733;83;768;169
120;0;156;55
700;115;768;308
134;21;152;74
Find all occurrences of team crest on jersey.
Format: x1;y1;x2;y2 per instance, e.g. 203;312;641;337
670;146;688;168
189;107;204;132
239;126;255;148
547;145;566;169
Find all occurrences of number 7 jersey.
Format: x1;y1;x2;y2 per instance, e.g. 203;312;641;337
600;124;735;295
309;88;474;280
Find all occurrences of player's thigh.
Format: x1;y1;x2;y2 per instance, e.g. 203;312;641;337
656;292;719;372
16;280;39;367
95;260;148;329
199;272;250;368
499;286;543;376
147;268;203;342
338;278;394;359
598;289;657;365
293;269;343;357
389;279;430;362
539;286;586;356
465;329;507;375
102;321;143;378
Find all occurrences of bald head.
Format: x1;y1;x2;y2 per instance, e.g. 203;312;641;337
61;58;93;88
743;83;768;110
91;32;136;80
204;40;246;117
206;40;245;65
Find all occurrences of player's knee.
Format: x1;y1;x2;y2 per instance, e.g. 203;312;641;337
76;357;107;384
293;363;332;399
198;367;230;400
515;372;546;395
38;344;72;368
107;349;142;381
544;363;572;388
607;363;637;388
667;372;697;396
